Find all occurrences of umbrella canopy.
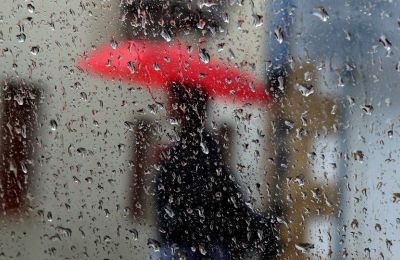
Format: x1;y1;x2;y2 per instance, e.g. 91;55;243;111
78;40;271;105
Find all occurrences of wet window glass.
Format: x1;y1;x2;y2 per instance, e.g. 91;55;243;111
0;0;399;259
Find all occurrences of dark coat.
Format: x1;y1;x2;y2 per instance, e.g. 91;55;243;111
155;85;278;259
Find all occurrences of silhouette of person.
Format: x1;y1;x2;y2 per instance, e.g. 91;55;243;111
155;84;278;259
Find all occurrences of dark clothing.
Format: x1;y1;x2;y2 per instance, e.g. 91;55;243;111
156;129;277;259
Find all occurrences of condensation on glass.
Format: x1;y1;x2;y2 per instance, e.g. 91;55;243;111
0;0;398;259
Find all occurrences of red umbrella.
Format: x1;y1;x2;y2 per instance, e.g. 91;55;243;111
78;40;271;105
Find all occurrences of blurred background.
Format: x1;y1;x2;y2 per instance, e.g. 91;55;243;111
0;0;399;259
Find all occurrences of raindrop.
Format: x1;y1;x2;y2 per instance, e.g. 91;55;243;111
129;229;138;240
56;226;72;237
50;119;58;131
253;14;263;27
386;239;393;252
352;150;364;162
361;104;373;115
199;244;207;255
73;176;81;183
295;243;315;253
312;6;329;22
78;227;85;238
80;92;87;101
216;43;225;53
147;238;161;252
77;147;87;157
294;175;305;186
124;121;135;131
379;35;392;52
351;219;359;229
257;229;264;240
200;141;209;154
30;46;39;55
396;62;400;72
388;129;393;138
274;27;283;44
278;76;284;90
304;71;312;81
295;83;315;97
344;30;352;41
375;223;382;231
27;3;35;13
164;206;175;218
16;33;26;43
110;38;118;49
153;63;160;71
161;29;172;42
392;192;400;202
20;161;28;174
284;120;294;129
127;61;135;74
199;49;210;64
169;118;178;125
197;19;206;29
104;235;112;243
47;211;53;222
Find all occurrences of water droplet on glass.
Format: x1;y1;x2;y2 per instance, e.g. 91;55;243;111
392;192;400;202
375;223;382;231
352;150;364;162
199;48;210;64
50;119;58;131
124;121;135;131
129;229;138;240
274;27;283;44
386;239;393;251
47;211;53;222
296;83;315;97
284;120;294;129
344;30;352;41
27;3;35;13
147;238;160;252
278;76;284;90
197;19;206;29
164;206;175;218
56;226;72;237
169;118;178;125
253;14;263;27
104;235;112;243
200;141;209;154
295;243;315;253
304;71;312;81
20;161;28;174
161;29;172;42
110;38;118;49
127;61;135;74
80;92;88;101
312;6;329;22
361;104;373;115
30;46;39;55
379;35;392;52
199;244;207;255
153;63;160;71
16;33;26;43
351;219;359;229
